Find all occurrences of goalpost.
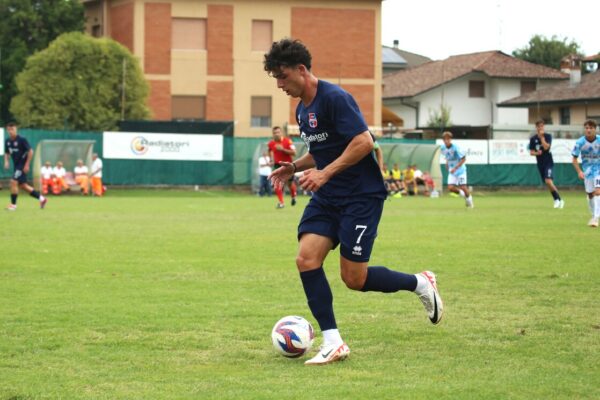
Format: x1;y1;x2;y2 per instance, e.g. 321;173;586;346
251;141;442;194
33;140;96;190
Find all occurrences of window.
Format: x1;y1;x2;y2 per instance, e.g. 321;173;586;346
251;97;271;127
92;25;102;38
171;96;206;120
251;20;272;51
520;81;536;95
469;80;485;98
559;107;570;125
172;18;206;50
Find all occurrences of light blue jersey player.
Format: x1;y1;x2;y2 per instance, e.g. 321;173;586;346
440;131;472;208
572;119;600;227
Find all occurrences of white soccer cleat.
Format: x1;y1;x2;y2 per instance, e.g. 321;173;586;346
588;218;599;228
5;204;17;211
465;198;474;208
304;342;350;365
553;199;564;209
40;197;47;209
416;271;444;325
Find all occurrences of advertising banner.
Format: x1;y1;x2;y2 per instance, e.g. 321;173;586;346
103;131;223;161
0;128;4;156
488;140;534;164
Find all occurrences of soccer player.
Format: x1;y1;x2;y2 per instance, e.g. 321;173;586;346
265;39;443;365
3;121;47;210
529;120;564;208
571;119;600;227
268;126;297;208
440;131;473;208
90;153;104;196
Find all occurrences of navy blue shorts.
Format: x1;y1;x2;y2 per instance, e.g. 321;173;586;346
12;168;27;184
537;163;554;180
298;196;384;262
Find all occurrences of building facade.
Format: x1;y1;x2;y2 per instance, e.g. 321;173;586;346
82;0;382;137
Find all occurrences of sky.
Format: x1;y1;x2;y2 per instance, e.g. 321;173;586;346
381;0;599;60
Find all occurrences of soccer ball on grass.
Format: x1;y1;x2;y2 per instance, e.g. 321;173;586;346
271;316;314;357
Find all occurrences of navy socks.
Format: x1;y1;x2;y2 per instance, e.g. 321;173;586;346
30;190;41;199
361;266;417;293
299;267;337;331
551;190;561;201
11;194;17;205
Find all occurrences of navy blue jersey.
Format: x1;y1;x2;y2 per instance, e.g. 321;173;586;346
5;135;31;169
296;80;386;200
529;133;554;166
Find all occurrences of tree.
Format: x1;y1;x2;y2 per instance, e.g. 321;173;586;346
0;0;85;123
512;35;583;70
11;32;150;131
427;104;452;131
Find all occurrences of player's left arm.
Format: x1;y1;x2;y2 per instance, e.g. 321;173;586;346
23;149;33;174
299;131;373;192
451;156;466;174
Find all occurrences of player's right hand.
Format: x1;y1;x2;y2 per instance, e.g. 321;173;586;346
269;162;294;190
578;171;585;180
3;161;8;170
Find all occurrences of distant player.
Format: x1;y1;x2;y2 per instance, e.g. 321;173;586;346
265;38;443;365
268;126;297;208
440;131;473;208
3;121;47;210
529;120;564;208
90;153;104;196
571;119;600;227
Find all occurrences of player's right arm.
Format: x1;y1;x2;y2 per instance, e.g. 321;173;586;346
269;152;315;190
572;156;585;180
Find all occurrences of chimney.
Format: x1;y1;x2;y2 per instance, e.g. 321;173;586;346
393;39;399;49
560;54;582;86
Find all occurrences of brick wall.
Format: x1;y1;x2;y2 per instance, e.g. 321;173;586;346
145;3;171;74
292;7;375;79
110;2;134;52
206;81;233;120
148;80;171;120
207;5;233;76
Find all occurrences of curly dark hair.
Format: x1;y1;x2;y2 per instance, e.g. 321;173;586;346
263;38;312;74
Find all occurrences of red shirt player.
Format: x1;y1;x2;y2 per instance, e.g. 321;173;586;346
268;126;297;208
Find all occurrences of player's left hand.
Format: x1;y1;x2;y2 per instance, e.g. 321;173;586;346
578;171;585;180
23;165;30;174
275;144;283;151
299;169;329;192
269;162;294;190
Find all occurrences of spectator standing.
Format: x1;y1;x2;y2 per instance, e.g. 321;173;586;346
90;153;104;196
258;151;272;196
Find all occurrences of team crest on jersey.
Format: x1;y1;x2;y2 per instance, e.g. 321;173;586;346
308;113;318;128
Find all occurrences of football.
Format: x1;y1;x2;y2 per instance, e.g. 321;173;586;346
271;316;314;357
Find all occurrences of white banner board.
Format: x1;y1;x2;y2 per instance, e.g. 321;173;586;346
551;139;577;163
488;140;534;164
0;128;4;156
103;131;223;161
436;139;488;164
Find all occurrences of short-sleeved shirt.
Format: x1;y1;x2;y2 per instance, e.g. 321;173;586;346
441;143;466;176
268;137;295;164
4;135;31;169
54;167;66;178
91;158;103;178
41;166;54;179
296;80;386;200
74;166;89;175
572;135;600;179
529;133;554;166
391;168;402;180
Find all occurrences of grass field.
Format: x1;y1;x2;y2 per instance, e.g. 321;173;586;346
1;189;599;399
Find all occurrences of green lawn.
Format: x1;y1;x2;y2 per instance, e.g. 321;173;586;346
1;190;598;399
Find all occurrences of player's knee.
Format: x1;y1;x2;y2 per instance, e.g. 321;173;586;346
340;270;364;291
296;254;317;271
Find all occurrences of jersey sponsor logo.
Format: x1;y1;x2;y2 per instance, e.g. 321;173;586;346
300;131;329;151
308;113;318;128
